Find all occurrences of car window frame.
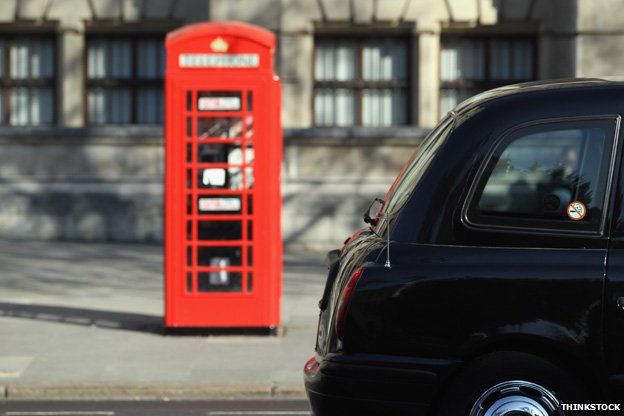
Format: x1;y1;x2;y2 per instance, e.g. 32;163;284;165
461;115;621;237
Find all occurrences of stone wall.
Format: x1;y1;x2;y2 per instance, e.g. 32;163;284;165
0;127;425;250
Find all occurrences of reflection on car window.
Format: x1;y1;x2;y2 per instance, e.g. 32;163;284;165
470;118;617;232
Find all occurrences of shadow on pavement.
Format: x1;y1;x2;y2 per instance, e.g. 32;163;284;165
0;302;163;334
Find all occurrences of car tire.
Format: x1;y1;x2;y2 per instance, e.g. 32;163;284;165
436;351;587;416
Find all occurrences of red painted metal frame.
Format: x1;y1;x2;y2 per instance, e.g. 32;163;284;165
165;22;282;328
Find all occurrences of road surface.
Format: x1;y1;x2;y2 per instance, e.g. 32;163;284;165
0;400;312;416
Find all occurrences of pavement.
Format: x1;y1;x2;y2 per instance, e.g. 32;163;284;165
0;240;329;400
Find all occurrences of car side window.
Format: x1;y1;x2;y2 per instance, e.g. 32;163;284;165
465;117;619;233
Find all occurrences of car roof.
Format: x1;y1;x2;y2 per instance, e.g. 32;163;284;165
451;78;624;117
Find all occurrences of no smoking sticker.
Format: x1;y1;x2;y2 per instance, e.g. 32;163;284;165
566;201;587;221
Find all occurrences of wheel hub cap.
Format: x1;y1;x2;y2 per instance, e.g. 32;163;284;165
470;380;562;416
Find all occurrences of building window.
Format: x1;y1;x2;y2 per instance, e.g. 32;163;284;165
440;36;536;116
86;36;164;125
0;36;55;126
314;37;409;127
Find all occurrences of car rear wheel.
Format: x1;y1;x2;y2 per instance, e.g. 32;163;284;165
469;380;561;416
436;351;587;416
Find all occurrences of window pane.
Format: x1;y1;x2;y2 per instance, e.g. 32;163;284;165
474;120;616;231
110;88;131;123
512;40;534;80
197;221;242;241
490;39;534;81
489;39;512;80
198;271;242;292
137;87;163;124
362;89;406;126
87;39;107;78
314;88;355;126
440;38;485;81
137;39;164;79
197;246;242;266
11;40;28;78
10;38;54;79
110;39;131;78
88;87;131;124
198;117;243;138
88;88;106;124
88;38;131;79
10;87;54;125
362;40;407;81
314;39;356;81
197;167;252;190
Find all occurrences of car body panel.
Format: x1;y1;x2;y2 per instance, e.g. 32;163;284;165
305;80;624;412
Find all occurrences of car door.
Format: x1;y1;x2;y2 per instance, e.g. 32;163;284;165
440;116;621;364
351;116;621;363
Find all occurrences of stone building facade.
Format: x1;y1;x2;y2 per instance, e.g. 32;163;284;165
0;0;618;249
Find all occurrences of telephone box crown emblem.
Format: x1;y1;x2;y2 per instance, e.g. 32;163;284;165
210;37;229;53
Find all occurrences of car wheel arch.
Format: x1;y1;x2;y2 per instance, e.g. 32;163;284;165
430;341;604;412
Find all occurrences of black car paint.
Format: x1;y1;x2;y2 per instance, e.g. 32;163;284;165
305;80;624;414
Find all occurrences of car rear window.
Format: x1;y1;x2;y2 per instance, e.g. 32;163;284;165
377;116;453;230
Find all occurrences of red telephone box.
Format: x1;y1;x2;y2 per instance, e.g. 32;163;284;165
164;22;282;328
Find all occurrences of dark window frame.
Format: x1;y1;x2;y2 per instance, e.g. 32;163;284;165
0;34;57;126
84;33;165;125
461;115;621;237
439;34;538;116
312;34;412;127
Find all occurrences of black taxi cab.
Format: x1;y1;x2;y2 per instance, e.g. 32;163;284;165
304;79;624;415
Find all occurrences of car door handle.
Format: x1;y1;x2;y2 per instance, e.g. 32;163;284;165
618;297;624;309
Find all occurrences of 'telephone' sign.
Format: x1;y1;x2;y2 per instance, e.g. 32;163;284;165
179;53;259;68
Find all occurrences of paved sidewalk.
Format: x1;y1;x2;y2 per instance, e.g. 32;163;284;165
0;241;328;400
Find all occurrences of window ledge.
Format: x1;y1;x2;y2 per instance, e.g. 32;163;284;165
284;126;429;145
0;126;164;144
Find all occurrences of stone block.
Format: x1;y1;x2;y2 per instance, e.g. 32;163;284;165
211;0;280;30
281;0;322;33
375;0;407;22
319;0;350;21
16;0;47;20
122;0;141;21
577;0;624;31
142;0;174;19
91;0;122;20
172;0;211;22
577;34;624;78
478;0;498;25
282;82;312;128
47;0;92;20
0;0;17;22
447;0;479;22
537;36;576;79
494;0;532;21
403;0;445;27
352;0;374;23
